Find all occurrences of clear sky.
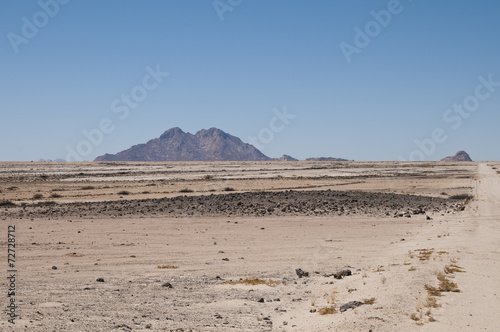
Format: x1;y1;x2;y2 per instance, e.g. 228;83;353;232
1;0;499;161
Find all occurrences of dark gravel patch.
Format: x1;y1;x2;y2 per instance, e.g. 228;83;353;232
1;189;457;220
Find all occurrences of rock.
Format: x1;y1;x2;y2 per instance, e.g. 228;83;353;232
222;258;229;261
161;282;173;288
257;298;265;303
51;266;58;270
426;215;432;220
295;268;309;278
340;301;364;312
333;269;352;279
96;278;105;282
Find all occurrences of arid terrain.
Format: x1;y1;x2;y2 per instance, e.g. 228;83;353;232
1;161;499;331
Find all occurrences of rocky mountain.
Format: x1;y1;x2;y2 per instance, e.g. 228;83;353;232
440;151;472;162
95;127;272;162
306;157;349;162
274;154;298;161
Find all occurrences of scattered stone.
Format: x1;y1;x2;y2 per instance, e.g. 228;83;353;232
51;266;58;270
222;258;229;261
162;282;173;288
257;298;265;303
333;269;352;279
96;278;105;282
295;268;309;278
340;301;364;312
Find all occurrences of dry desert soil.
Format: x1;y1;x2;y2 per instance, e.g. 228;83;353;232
0;161;499;331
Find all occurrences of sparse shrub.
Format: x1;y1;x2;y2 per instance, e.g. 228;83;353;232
437;273;459;292
424;284;442;297
117;190;130;195
142;191;151;194
410;312;421;321
444;264;465;274
32;193;44;200
440;192;447;195
179;188;194;193
80;186;95;190
224;278;282;287
363;297;376;305
318;306;337;315
157;265;178;269
223;187;235;191
50;193;62;198
381;276;387;284
408;266;417;271
416;248;434;261
0;200;16;207
203;175;214;180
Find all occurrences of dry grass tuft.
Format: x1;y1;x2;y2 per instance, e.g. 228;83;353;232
437;273;460;292
424;284;442;297
363;297;376;305
157;265;179;269
444;264;465;274
408;266;417;271
374;267;385;272
224;278;281;287
80;186;95;190
318;306;337;315
428;316;437;322
381;276;387;284
410;313;421;321
424;295;440;308
415;248;434;261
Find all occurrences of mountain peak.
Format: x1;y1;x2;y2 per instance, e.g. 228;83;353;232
95;127;271;162
440;151;472;162
160;127;185;140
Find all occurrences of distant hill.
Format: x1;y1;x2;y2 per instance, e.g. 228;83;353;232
95;127;272;162
306;157;349;162
273;154;298;161
440;151;472;162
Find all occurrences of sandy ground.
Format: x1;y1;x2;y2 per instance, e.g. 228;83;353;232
0;161;498;331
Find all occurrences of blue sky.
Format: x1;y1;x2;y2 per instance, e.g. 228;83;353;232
1;0;499;161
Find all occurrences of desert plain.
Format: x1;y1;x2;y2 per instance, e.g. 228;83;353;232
0;161;499;331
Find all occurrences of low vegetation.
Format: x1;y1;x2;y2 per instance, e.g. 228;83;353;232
223;278;282;287
0;200;16;207
179;188;194;193
80;186;96;190
157;265;178;269
32;193;44;200
318;306;337;315
363;297;376;305
117;190;130;195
